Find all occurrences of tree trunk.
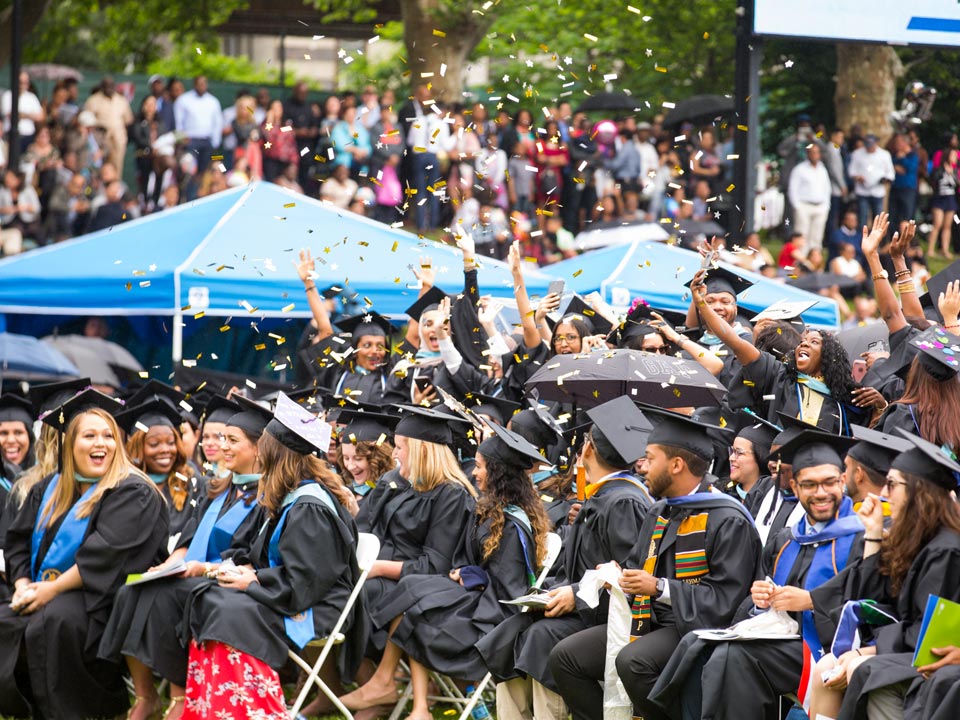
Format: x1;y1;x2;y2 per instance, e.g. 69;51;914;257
401;0;492;103
834;43;903;144
0;0;54;67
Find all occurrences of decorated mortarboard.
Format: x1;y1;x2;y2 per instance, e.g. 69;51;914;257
336;406;399;445
266;392;332;455
899;326;960;382
0;394;35;427
201;395;242;425
28;377;92;417
114;397;183;435
919;258;960;321
478;420;552;469
464;392;522;426
892;428;960;490
773;429;856;473
394;403;472;445
39;388;124;432
750;299;816;329
404;286;449;323
586;396;654;465
847;424;913;476
554;295;614;336
225;395;274;438
335;311;394;338
684;264;753;298
636;402;730;462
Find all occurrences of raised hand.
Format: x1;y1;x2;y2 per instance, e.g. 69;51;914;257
889;220;916;260
295;248;316;284
454;228;476;262
860;212;890;258
413;255;436;288
938;280;960;327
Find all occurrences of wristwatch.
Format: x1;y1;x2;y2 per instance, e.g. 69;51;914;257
872;269;888;281
655;577;666;597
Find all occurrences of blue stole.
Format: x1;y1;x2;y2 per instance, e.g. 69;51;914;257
30;474;98;581
184;489;258;563
772;496;863;659
268;481;337;648
505;505;537;587
0;475;11;492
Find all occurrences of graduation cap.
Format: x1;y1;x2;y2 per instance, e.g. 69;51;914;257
897;326;960;382
126;379;188;409
552;295;614;336
335;311;394;338
606;302;683;347
405;286;449;322
638;403;731;462
394;403;472;445
39;388;124;433
846;424;913;477
225;395;274;438
115;397;183;436
919;258;960;321
321;284;346;300
750;300;815;332
265;392;333;455
774;429;856;474
684;265;753;298
586;396;654;466
336;406;399;445
736;412;781;463
201;395;242;425
508;406;564;452
0;394;35;427
28;377;92;418
464;393;522;426
891;428;960;490
478;421;552;469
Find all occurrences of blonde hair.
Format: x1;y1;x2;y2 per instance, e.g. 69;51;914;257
404;436;477;497
42;409;155;528
12;424;59;508
125;425;192;511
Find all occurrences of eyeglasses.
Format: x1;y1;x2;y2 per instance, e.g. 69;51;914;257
643;345;669;354
555;334;580;344
729;447;750;459
882;478;909;491
796;477;843;493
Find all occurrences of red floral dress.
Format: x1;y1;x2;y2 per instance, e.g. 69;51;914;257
181;640;287;720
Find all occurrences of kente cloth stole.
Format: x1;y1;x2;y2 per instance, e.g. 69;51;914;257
629;511;710;639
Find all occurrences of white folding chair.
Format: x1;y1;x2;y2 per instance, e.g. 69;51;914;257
288;532;381;720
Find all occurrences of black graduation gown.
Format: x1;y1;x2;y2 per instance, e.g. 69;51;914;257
182;490;367;679
730;350;867;435
298;334;394;407
361;480;476;650
862;325;919;401
98;488;266;687
818;528;960;720
745;475;803;549
355;467;410;535
880;402;922;438
650;522;863;720
159;473;208;543
382;356;499;406
371;514;536;680
0;474;169;720
499;340;550;404
475;476;652;690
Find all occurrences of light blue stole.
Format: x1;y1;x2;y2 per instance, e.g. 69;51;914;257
30;474;98;581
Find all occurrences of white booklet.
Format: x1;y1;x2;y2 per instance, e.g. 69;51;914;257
500;591;553;608
125;560;187;586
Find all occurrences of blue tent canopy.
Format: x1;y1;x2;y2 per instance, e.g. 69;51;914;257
548;239;840;328
0;183;558;359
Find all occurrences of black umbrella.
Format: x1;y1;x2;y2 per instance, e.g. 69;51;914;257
525;348;727;410
788;272;862;293
836;323;889;362
575;92;642;114
664;94;735;127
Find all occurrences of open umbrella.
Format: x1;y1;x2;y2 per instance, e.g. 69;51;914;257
42;335;143;389
574;92;643;114
664;94;735;127
788;272;862;293
0;332;80;381
23;64;84;82
525;348;726;410
836;323;889;362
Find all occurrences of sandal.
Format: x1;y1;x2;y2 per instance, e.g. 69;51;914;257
127;695;162;720
163;696;186;720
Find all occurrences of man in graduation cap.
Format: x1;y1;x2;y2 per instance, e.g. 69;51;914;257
844;425;911;515
549;406;761;720
650;428;866;720
478;397;654;720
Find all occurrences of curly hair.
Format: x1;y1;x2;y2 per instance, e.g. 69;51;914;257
754;321;802;360
337;439;395;485
879;471;960;594
475;454;551;567
257;432;353;519
125;426;193;512
783;330;856;403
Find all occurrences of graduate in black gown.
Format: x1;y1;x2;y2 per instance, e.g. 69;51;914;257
177;392;365;719
341;423;551;720
0;394;35;504
194;394;241;481
721;418;778;501
333;405;398;500
807;430;960;720
508;405;572;531
478;397;653;720
548;406;761;720
99;395;270;720
0;389;169;720
649;430;868;720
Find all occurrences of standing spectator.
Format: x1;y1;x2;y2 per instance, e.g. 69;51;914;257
44;172;91;243
45;82;77;133
130;95;162;204
219;89;248;173
606;127;641;217
260;100;298;183
777;114;821;229
889;133;919;233
173;76;222;174
399;84;448;232
358;85;380;131
283;81;318;190
231;95;262;180
927;146;959;258
477;132;509;210
147;75;174;133
0;169;41;245
370;104;404;223
320;163;358;209
690;127;722;194
1;71;45;153
787;143;832;250
505;109;537;218
64;110;104;177
331;103;371;178
83;76;134;174
823;128;847;235
848;133;895;227
22;126;61;218
635;121;659;198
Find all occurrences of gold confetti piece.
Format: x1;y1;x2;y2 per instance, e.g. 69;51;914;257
211;155;223;161
737;124;748;131
283;202;296;208
282;303;295;312
432;29;446;37
125;282;132;291
726;184;736;192
254;343;267;351
391;241;398;252
193;311;205;319
138;371;149;379
655;65;667;73
703;32;710;39
573;269;583;277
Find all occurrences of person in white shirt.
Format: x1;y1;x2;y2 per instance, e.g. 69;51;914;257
2;72;45;153
635;122;660;198
848;134;895;227
787;144;832;250
173;76;223;173
399;84;450;232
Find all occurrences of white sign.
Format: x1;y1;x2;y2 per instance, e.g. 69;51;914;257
755;1;960;47
188;286;209;310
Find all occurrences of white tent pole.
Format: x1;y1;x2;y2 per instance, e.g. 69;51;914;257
172;309;183;363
